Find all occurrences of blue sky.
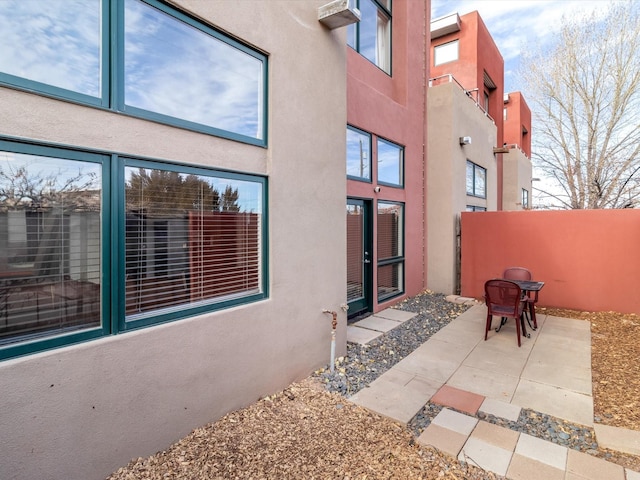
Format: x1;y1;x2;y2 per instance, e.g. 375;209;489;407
431;0;621;93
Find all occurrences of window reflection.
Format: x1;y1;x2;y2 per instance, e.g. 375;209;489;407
0;151;102;345
124;0;265;140
377;138;403;186
354;0;391;74
0;0;102;97
347;126;371;180
124;166;263;319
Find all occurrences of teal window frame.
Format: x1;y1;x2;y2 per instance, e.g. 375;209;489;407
347;125;372;182
376;200;404;302
522;188;530;208
0;138;268;361
376;137;404;188
0;0;268;147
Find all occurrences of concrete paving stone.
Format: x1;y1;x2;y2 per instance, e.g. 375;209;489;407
373;308;416;322
429;321;484;348
625;468;640;480
462;342;530;377
470;420;520;451
450;304;487;325
515;432;568;470
394;339;474;383
528;339;591;369
506;453;565;480
431;408;478;436
594;423;640;456
350;372;439;424
446;364;520;402
520;359;592;395
544;315;591;331
479;397;522;422
354;315;403;333
430;384;485;415
458;437;513;476
346;325;383;345
566;448;626;480
416;423;468;458
512;379;594;427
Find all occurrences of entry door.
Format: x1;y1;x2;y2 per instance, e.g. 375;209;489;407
346;199;372;317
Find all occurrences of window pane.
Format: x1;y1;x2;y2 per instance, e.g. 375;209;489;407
358;0;391;73
347;127;371;180
434;40;458;66
124;166;263;320
0;0;102;97
466;161;474;195
377;139;403;186
124;0;265;140
377;202;403;260
475;166;486;197
377;262;403;300
0;152;102;346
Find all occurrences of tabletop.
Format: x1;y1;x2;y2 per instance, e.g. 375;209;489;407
507;279;544;291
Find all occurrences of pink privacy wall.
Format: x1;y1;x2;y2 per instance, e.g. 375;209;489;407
460;210;640;314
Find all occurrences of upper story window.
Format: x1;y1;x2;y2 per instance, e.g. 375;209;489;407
466;160;486;198
377;138;404;187
347;126;372;181
466;205;487;212
522;188;530;209
0;0;267;147
434;40;458;66
347;0;391;74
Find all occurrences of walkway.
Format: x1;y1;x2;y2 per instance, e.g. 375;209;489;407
347;302;640;480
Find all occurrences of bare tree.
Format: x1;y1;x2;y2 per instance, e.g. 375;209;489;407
521;1;640;209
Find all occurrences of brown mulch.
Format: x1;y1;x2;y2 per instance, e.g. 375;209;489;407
107;308;640;479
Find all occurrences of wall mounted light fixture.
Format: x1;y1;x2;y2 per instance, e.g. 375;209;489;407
459;136;472;145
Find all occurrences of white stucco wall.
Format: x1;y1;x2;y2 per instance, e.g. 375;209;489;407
0;2;348;479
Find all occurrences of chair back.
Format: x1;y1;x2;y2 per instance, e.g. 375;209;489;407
484;279;523;317
503;267;532;281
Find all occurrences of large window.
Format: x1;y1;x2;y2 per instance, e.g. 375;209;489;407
347;0;391;74
377;138;404;187
466;161;486;198
377;201;403;301
347;126;372;181
0;0;267;146
434;40;458;66
0;140;267;360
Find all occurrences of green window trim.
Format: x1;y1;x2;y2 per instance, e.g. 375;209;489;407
0;0;268;148
0;137;268;361
376;200;404;302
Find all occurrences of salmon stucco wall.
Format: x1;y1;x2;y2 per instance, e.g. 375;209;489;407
460;210;640;314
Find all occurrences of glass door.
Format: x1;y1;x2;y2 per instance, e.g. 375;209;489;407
346;199;372;317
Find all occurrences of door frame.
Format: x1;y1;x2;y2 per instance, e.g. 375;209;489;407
346;198;373;318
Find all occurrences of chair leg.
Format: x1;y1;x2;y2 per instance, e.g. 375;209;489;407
529;302;538;329
515;315;522;347
485;313;492;340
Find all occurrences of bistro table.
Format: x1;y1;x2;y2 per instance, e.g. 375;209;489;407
507;279;544;330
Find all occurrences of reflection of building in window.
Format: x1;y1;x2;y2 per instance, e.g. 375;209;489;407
377;201;404;301
434;40;459;66
347;0;392;74
466;160;487;198
0;140;266;358
522;188;530;209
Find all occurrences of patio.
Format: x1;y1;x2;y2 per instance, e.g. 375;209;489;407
348;302;640;479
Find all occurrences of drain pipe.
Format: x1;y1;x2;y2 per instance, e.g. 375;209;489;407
322;309;338;373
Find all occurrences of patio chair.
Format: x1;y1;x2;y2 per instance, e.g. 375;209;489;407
503;266;538;329
484;279;528;347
